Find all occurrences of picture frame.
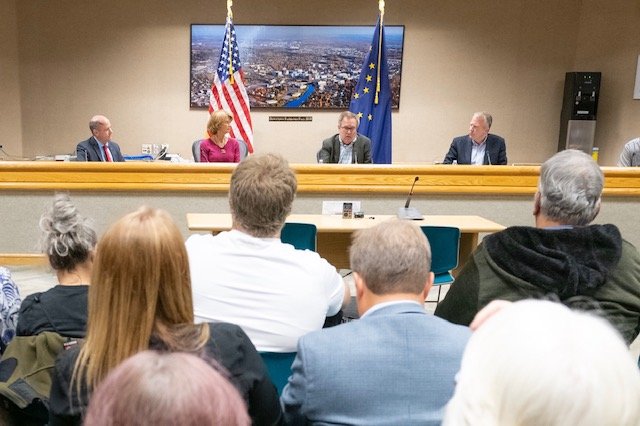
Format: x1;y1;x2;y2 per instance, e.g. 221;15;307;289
190;24;405;109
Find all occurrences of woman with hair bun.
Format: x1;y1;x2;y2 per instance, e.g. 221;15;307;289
16;194;96;338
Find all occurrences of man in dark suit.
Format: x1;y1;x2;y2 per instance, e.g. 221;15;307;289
281;220;470;425
443;112;507;165
75;115;125;162
318;111;372;164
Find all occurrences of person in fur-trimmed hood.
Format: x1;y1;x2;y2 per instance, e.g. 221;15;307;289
435;149;640;345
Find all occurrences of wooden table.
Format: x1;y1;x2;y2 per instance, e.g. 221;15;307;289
187;213;505;271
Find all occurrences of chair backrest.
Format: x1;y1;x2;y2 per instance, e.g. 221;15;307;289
280;223;317;251
192;140;202;162
420;226;460;284
237;139;248;160
259;352;296;395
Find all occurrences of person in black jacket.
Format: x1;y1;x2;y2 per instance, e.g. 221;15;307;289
17;194;95;339
48;207;282;425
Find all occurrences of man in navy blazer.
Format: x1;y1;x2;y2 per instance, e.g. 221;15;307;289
281;220;470;426
443;112;507;165
75;115;125;162
318;111;372;164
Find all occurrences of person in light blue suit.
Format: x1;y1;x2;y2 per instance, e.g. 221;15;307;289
281;219;471;426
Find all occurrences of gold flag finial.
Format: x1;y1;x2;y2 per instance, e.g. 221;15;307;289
227;0;233;19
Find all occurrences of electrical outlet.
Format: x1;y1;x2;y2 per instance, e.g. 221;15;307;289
141;144;151;154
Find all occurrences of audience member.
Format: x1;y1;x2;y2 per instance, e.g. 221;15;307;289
443;112;507;165
75;115;124;162
281;220;470;425
84;350;250;426
443;300;640;425
318;111;372;163
435;149;640;344
17;194;96;338
186;154;349;352
199;110;241;163
48;207;281;425
0;268;20;353
617;137;640;166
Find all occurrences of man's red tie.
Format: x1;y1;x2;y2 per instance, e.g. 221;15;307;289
103;144;113;162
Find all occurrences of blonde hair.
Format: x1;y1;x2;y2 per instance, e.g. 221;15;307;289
444;300;640;426
73;207;209;394
229;153;297;237
207;110;233;136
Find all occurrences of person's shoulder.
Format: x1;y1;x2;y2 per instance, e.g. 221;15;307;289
322;134;339;145
76;137;93;147
452;135;468;144
205;322;253;354
185;232;216;248
488;133;506;143
357;134;372;143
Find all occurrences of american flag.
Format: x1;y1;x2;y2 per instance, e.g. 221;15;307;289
209;17;254;153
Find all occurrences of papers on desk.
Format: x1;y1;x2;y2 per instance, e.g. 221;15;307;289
322;201;362;215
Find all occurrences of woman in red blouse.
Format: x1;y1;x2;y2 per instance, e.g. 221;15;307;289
200;110;240;163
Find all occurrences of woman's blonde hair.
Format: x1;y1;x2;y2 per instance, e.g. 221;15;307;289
73;207;209;394
207;110;233;136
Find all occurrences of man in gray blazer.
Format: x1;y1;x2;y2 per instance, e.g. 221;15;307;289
281;220;470;426
75;115;125;162
318;111;372;164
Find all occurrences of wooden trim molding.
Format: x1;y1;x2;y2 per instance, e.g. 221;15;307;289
0;253;47;266
1;161;639;196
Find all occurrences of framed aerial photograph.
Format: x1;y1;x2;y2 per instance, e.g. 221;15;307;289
190;24;405;109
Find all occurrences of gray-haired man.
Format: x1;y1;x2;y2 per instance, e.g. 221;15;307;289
436;149;640;344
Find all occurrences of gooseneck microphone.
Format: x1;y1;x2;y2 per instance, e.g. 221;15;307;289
404;176;419;208
486;150;492;166
398;176;423;220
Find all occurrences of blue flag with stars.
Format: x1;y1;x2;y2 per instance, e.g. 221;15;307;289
349;17;392;164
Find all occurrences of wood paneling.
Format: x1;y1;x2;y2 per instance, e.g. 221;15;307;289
1;162;639;196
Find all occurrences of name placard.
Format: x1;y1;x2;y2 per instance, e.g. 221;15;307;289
268;116;313;122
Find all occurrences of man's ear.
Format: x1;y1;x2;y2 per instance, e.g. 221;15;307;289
421;272;434;301
533;191;541;216
354;272;365;300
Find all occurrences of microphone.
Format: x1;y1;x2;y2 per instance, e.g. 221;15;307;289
404;176;419;208
486;149;492;165
398;176;423;220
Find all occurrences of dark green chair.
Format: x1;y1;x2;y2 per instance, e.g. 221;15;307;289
420;226;461;303
280;222;317;251
259;352;297;395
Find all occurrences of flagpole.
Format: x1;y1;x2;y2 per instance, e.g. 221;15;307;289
375;0;385;104
227;0;235;84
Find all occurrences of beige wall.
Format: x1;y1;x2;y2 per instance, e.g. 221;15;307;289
0;0;22;157
574;1;640;165
4;0;638;165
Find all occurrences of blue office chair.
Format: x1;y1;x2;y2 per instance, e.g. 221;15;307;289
421;226;461;303
259;352;297;395
281;223;317;251
192;140;202;162
237;139;249;160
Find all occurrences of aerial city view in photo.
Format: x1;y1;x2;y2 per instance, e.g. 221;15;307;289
190;24;404;109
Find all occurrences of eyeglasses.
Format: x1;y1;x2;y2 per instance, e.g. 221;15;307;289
340;126;357;131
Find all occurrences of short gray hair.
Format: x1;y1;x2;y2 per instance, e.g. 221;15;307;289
350;220;430;295
40;193;97;272
472;112;492;129
538;149;603;226
229;153;297;237
338;111;359;128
